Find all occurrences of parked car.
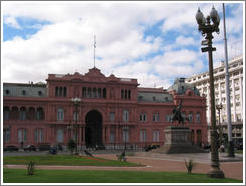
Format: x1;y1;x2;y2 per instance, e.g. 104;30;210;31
24;145;36;151
4;145;19;152
37;143;51;151
49;147;57;155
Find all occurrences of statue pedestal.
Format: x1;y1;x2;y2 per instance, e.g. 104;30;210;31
155;126;205;154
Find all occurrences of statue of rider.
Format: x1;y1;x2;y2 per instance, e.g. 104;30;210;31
171;99;185;124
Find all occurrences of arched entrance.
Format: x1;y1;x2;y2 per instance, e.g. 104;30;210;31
85;110;103;149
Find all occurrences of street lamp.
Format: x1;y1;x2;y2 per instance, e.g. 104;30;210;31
122;125;128;151
196;6;224;178
71;97;81;154
216;103;223;146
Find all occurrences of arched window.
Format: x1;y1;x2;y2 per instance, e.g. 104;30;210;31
57;108;64;121
82;87;86;98
55;87;59;96
123;110;129;122
128;90;131;100
63;87;67;97
22;90;26;96
121;89;124;99
59;87;63;96
5;89;10;95
20;107;26;120
3;106;10;120
38;91;43;96
103;88;106;98
93;88;97;98
124;90;127;99
28;107;35;120
37;107;44;120
88;87;92;98
196;112;201;123
98;88;102;98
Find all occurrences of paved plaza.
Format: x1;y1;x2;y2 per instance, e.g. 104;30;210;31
4;151;243;181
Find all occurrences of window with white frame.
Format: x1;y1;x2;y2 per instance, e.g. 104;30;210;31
166;114;172;122
20;108;26;120
57;108;64;121
123;110;129;122
18;128;27;143
153;130;160;142
188;112;193;122
140;129;147;142
122;128;129;142
140;113;147;122
110;112;115;121
152;112;160;122
110;129;115;143
73;111;79;121
56;128;64;143
3;128;11;142
35;128;43;143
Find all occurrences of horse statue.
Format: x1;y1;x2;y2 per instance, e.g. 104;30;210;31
171;99;186;125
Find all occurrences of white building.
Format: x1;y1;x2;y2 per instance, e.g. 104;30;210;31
186;56;243;143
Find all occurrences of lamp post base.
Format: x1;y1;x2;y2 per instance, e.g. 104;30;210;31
207;169;225;178
227;141;235;157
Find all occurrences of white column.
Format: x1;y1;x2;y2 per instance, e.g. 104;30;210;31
232;78;236;122
239;77;243;120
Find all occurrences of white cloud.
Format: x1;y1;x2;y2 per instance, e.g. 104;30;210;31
2;2;243;89
175;36;196;46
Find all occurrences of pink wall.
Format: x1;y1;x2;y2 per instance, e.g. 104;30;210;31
3;68;208;149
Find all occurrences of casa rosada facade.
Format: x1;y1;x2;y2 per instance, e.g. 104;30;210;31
3;67;208;150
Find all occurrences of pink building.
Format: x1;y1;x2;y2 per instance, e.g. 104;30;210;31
3;68;208;150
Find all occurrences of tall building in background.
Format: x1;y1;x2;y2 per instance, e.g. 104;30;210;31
186;55;243;144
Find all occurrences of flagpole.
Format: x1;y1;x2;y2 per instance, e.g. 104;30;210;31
222;3;234;157
94;35;96;68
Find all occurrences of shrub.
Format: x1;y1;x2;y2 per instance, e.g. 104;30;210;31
27;161;35;175
67;139;76;154
184;159;194;174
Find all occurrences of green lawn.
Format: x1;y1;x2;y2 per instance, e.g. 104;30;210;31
3;155;141;167
3;168;242;183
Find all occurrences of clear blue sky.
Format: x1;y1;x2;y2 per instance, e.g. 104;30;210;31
2;2;243;88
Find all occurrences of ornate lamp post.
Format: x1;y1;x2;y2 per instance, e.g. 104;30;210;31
122;125;128;151
196;6;224;178
216;103;223;146
71;97;81;154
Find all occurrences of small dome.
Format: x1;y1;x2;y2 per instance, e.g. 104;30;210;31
168;78;200;96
